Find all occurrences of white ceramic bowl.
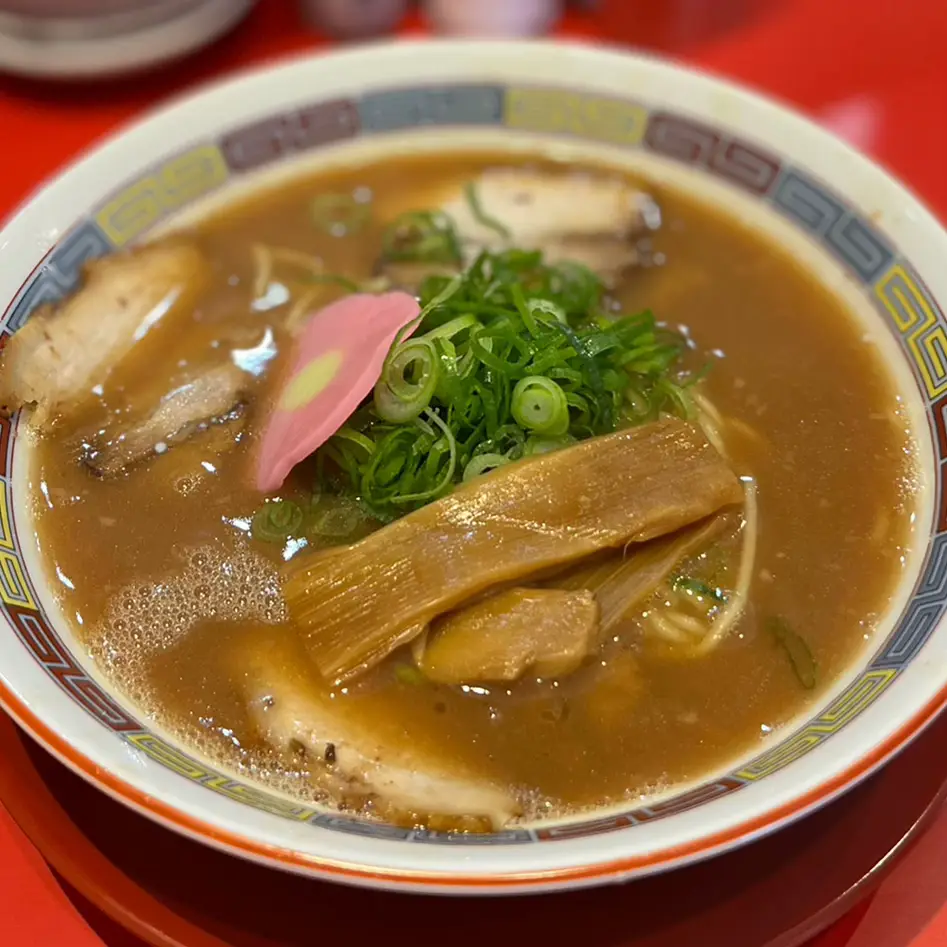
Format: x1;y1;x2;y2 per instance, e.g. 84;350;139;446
1;40;946;895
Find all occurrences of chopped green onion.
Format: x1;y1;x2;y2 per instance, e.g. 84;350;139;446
464;181;511;240
547;260;602;314
374;339;439;423
463;453;511;481
418;274;463;321
418;313;479;343
681;361;714;388
527;298;567;326
624;386;652;419
470;330;532;378
387;409;457;506
481;423;526;460
673;576;727;603
655;378;695;420
310;193;371;236
512;376;570;436
382;210;462;264
524;433;575;455
360;427;416;508
330;426;375;458
252;499;303;543
511;284;539;336
395;664;426;686
302;211;696;520
308;496;367;539
768;617;817;689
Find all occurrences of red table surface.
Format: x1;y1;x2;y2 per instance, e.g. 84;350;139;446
1;1;947;945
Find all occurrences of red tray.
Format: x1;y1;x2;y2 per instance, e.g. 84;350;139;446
1;706;945;947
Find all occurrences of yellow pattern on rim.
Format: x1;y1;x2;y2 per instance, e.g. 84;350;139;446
505;87;647;147
876;264;947;399
0;551;35;610
736;669;897;781
95;144;229;246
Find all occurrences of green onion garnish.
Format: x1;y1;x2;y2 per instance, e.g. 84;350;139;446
381;210;462;264
252;498;303;543
673;576;727;603
768;617;818;689
463;452;511;482
511;376;570;435
287;201;695;522
464;181;511;240
655;377;695;420
524;434;575;456
310;193;371;236
388;409;457;506
374;338;439;423
308;495;367;540
395;664;426;686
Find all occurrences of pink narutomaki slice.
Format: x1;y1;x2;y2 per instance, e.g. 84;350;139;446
256;291;421;492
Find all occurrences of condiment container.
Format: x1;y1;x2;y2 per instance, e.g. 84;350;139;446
424;0;562;37
299;0;409;39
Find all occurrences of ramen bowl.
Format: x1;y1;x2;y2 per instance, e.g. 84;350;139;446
0;40;945;894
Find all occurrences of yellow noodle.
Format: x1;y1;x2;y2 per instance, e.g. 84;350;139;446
285;287;322;334
251;243;273;299
647;611;692;645
692;477;758;654
270;246;325;274
662;611;706;635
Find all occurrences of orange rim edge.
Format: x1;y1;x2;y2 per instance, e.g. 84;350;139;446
2;675;946;890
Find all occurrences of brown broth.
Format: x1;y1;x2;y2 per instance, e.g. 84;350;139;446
28;153;915;821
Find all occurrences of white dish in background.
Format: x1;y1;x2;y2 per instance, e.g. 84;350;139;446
0;0;254;79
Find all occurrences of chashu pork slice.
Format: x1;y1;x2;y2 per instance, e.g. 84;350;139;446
416;587;600;685
82;361;248;478
284;418;742;682
238;636;520;830
0;242;209;429
378;169;657;291
445;168;655;282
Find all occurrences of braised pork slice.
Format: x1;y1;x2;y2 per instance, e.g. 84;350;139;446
82;361;248;478
444;169;654;282
284;418;742;681
416;588;599;685
239;638;520;830
0;243;209;429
